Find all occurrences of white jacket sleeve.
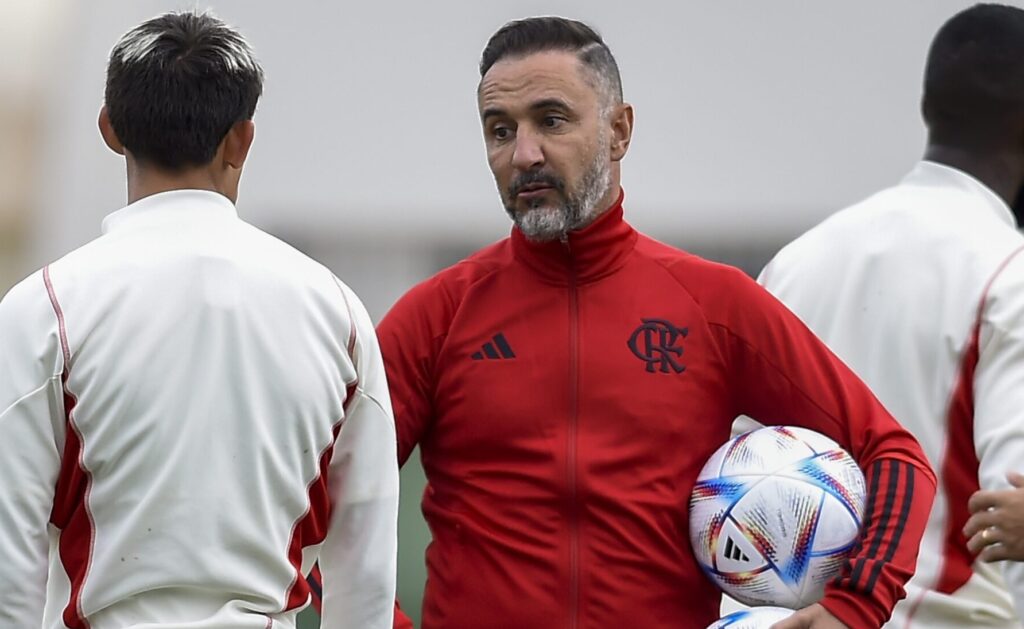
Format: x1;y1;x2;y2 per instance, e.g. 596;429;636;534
973;253;1024;618
319;282;399;628
0;271;66;625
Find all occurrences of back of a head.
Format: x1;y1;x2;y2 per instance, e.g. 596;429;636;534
105;12;264;171
480;16;624;107
923;3;1024;148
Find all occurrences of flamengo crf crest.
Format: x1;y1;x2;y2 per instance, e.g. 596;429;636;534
628;318;688;373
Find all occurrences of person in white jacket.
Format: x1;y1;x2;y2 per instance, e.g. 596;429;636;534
758;4;1024;628
0;11;398;628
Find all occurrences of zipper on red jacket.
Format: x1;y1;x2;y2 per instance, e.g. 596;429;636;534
566;241;581;629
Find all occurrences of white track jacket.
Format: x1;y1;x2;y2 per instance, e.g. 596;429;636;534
0;190;398;628
760;161;1024;627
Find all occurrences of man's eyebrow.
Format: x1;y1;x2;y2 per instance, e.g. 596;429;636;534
530;98;571;112
482;107;506;121
482;99;573;121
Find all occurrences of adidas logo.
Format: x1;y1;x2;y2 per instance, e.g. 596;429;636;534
724;536;750;563
472;333;516;360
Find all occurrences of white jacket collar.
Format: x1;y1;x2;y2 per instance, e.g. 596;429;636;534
904;160;1016;227
102;189;238;235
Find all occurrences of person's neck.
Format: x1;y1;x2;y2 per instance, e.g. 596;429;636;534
923;143;1024;207
594;182;622;216
580;174;623;225
559;183;622;242
125;162;233;205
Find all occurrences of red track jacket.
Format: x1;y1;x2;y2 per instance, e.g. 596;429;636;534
379;191;936;629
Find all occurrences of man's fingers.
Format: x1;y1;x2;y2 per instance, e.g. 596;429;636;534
968;490;1004;514
966;526;1003;553
980;542;1013;563
963;510;998;537
769;608;814;629
966;530;986;554
1008;472;1024;489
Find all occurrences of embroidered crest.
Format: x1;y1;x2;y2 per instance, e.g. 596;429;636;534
628;318;688;373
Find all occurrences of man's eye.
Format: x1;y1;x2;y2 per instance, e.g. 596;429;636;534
492;126;511;140
543;116;565;128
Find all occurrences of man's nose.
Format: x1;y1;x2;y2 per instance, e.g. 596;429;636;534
511;128;544;171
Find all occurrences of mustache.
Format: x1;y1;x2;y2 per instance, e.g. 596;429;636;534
509;171;566;198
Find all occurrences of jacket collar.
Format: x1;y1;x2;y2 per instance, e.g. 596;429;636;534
906;161;1016;228
102;189;238;235
510;188;638;284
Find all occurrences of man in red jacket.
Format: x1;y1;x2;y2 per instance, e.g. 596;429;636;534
380;17;936;629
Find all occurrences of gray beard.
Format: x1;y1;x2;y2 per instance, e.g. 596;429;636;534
505;149;612;243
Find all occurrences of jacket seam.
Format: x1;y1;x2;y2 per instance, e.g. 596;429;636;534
353;387;392;422
647;256;730;371
976;244;1024;346
432;258;511;362
708;320;844;433
0;378;58;422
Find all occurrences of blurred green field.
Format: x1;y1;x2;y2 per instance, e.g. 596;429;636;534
298;450;429;628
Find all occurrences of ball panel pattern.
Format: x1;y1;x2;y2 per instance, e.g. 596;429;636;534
690;426;866;608
706;606;796;629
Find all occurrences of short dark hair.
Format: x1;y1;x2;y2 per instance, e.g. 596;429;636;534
480;17;623;107
104;12;264;170
923;3;1024;146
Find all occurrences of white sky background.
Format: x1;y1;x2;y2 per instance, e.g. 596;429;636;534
17;0;1015;265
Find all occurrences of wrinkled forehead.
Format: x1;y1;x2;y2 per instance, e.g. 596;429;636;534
478;50;597;115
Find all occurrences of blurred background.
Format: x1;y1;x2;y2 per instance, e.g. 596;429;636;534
0;0;1006;626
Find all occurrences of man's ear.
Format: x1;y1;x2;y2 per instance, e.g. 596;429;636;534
222;119;255;170
609;102;634;163
98;106;125;155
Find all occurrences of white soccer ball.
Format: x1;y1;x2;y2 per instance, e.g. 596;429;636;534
689;426;866;608
706;606;796;629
